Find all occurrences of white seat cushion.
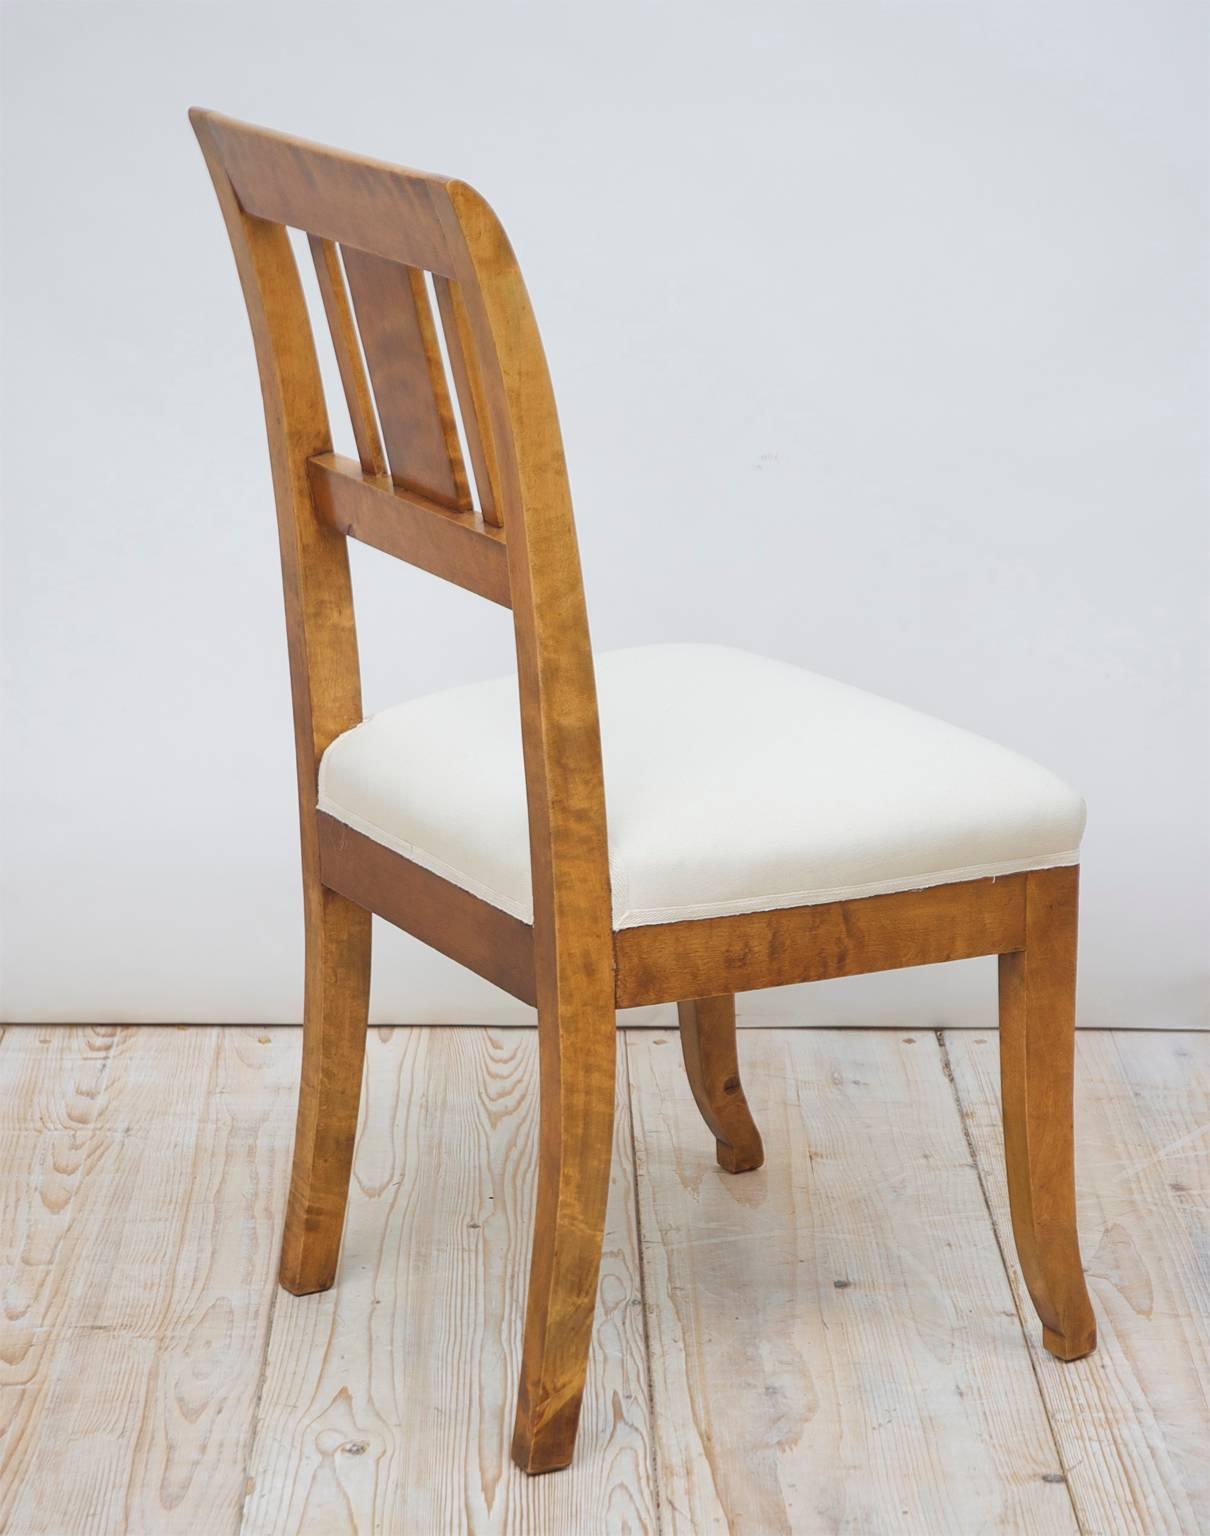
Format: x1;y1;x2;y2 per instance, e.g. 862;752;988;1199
317;644;1084;930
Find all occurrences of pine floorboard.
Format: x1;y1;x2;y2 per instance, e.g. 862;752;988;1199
1;1024;1205;1534
947;1029;1210;1536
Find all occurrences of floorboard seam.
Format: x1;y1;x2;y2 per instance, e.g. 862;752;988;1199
623;1035;665;1536
935;1028;1086;1536
238;1276;282;1536
235;1030;289;1536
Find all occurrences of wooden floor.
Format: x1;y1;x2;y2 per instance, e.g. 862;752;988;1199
1;1026;1206;1535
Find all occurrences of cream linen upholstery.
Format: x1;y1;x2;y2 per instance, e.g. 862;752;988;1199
317;644;1085;930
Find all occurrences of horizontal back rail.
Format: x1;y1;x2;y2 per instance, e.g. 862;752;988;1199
200;112;459;274
309;453;511;606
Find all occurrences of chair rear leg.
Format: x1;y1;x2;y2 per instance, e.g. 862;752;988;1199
677;995;764;1173
512;998;616;1474
279;884;372;1296
999;866;1096;1360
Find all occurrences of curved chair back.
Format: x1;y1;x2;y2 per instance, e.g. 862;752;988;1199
191;110;613;1010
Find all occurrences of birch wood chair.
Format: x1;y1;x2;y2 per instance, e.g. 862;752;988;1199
192;109;1097;1474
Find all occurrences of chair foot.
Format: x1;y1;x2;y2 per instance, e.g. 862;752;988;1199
510;1424;578;1477
510;997;617;1475
677;996;764;1173
999;866;1096;1361
1043;1322;1097;1361
278;885;372;1297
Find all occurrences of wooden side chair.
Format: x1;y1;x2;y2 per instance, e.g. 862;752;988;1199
192;110;1097;1474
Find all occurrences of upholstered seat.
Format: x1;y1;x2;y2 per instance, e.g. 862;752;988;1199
318;643;1085;930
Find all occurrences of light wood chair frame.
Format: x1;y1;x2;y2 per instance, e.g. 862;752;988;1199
192;109;1096;1475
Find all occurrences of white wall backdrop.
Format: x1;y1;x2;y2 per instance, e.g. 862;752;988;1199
2;0;1206;1029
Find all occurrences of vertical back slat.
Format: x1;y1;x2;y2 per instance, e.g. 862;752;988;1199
308;235;386;477
341;246;471;509
433;275;504;526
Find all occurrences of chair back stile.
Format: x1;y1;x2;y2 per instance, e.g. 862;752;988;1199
189;110;614;1016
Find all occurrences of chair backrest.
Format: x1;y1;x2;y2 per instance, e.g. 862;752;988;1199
191;110;613;999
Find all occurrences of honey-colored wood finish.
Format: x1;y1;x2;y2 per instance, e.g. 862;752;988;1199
317;812;536;1005
309;454;510;606
615;874;1026;1007
277;886;372;1295
442;174;619;1475
999;866;1097;1361
307;236;386;477
676;996;764;1173
199;113;459;273
341;247;470;508
192;108;1096;1474
433;273;504;523
191;113;371;1310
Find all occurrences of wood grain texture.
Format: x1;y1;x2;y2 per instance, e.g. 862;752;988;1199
196;111;458;274
0;1025;295;1536
309;453;511;607
317;813;536;1005
192;111;372;1338
433;274;504;524
999;866;1096;1360
340;246;470;508
307;236;386;477
614;875;1027;1007
191;111;361;851
676;995;764;1172
948;1029;1210;1535
277;885;372;1296
628;1027;1078;1535
6;1025;1204;1532
242;1029;654;1534
439;180;619;1472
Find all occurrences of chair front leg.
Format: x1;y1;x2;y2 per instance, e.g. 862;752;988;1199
677;995;764;1172
999;865;1096;1360
279;882;372;1296
511;996;617;1475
